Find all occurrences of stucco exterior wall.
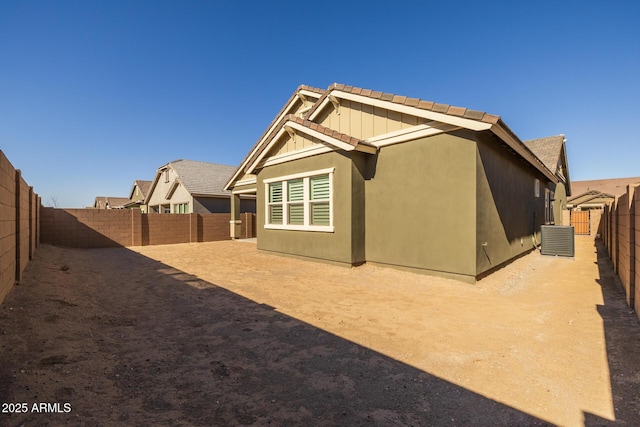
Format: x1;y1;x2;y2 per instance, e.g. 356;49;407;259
475;132;548;276
147;169;193;212
256;151;364;265
365;131;477;280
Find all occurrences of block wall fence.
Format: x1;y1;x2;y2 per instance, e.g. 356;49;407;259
40;208;256;248
601;184;640;321
0;150;40;304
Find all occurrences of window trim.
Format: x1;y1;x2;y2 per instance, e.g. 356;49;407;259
264;168;334;232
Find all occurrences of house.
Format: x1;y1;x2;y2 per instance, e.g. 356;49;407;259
564;177;640;234
93;196;131;209
124;180;153;213
570;177;640;199
146;159;255;214
566;190;615;210
224;83;571;282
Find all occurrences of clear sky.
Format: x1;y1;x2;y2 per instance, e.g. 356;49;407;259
1;0;638;207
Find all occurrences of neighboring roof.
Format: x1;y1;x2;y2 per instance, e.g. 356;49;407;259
146;159;237;203
94;196;130;209
570;177;640;197
523;135;564;175
225;83;559;190
567;190;615;208
129;180;152;199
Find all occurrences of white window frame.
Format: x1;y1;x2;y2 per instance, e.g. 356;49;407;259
264;168;334;232
534;179;540;198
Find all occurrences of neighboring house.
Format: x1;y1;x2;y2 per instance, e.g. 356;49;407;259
570;177;640;198
566;190;615;210
224;83;571;282
146;159;256;214
124;180;153;213
94;196;131;209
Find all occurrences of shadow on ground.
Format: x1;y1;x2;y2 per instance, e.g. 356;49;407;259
587;239;640;426
0;244;552;426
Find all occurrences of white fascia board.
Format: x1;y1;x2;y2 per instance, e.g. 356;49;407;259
263;144;334;168
226;93;310;190
490;124;558;183
365;123;461;147
286;121;356;152
232;188;257;195
235;177;257;186
299;89;322;100
329;90;493;131
263;167;335;184
144;170;163;205
307;97;332;121
246;127;289;174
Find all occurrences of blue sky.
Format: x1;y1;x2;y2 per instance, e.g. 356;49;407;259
1;1;638;207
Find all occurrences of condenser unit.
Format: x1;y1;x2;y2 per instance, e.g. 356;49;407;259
540;225;575;257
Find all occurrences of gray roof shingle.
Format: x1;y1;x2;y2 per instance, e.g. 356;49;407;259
522;135;565;174
169;159;237;197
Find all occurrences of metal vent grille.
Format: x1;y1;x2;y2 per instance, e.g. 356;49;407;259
541;225;575;257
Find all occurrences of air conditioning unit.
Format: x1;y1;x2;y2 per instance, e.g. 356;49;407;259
541;225;575;257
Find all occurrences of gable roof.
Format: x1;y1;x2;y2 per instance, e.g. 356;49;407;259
128;180;153;200
225;83;559;190
94;196;130;209
146;159;237;203
522;135;565;175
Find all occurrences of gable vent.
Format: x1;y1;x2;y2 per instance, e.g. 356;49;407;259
541;225;575;257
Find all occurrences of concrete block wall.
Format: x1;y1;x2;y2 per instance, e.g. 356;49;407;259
0;151;39;305
602;185;639;321
635;189;640;314
617;192;632;305
142;213;192;246
40;209;255;248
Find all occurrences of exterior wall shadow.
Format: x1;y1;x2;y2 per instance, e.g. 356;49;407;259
0;244;551;425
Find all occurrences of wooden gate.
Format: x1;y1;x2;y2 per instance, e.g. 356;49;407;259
571;210;590;235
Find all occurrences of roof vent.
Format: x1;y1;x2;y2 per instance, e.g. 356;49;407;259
541;225;575;257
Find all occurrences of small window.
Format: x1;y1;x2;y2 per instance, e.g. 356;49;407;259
164;170;170;183
534;179;540;198
173;203;188;214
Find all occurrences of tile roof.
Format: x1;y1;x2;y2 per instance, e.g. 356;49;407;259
318;83;502;125
570;177;640;197
169;159;237;197
522;135;565;174
227;82;562;188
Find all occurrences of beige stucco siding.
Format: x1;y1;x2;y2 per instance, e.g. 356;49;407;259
256;151;364;265
148;168;193;213
364;131;477;279
475;132;548;276
315;100;427;140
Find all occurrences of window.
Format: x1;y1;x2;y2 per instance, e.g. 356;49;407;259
163;205;171;214
173;203;188;214
545;189;555;224
534;179;540;198
265;168;334;232
164;170;170;183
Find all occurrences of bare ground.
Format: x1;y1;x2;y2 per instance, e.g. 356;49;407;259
0;237;639;426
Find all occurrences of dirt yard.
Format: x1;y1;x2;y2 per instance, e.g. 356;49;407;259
1;237;639;426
